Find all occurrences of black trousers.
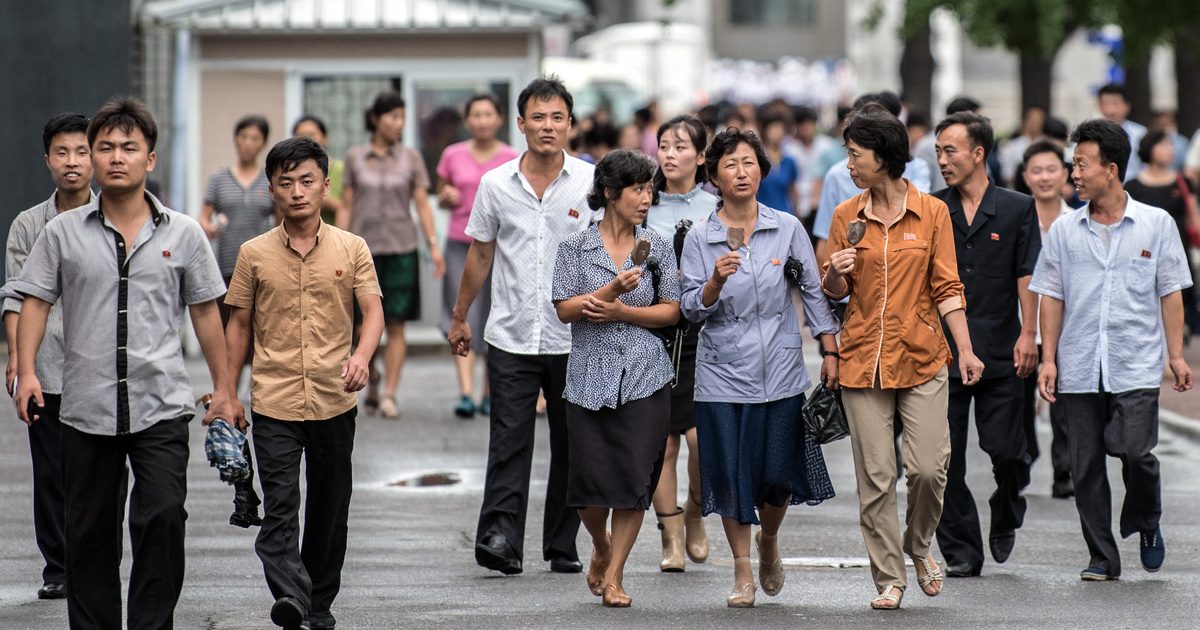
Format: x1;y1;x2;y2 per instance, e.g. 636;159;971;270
28;393;66;586
477;346;579;563
62;417;189;630
936;376;1030;570
1025;348;1072;493
253;408;356;615
1056;388;1161;577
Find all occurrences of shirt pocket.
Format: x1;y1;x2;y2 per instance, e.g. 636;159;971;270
698;325;740;364
1125;258;1156;295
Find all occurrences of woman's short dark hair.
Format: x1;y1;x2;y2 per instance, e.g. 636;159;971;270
653;115;709;192
365;92;406;133
88;97;157;150
1070;118;1131;181
517;76;573;119
704;127;772;182
42;112;89;153
292;114;327;137
265;136;330;180
843;103;910;180
1137;128;1169;166
586;150;659;211
465;94;503;118
234;115;270;140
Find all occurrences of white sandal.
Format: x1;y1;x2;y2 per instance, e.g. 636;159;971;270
870;585;903;610
912;554;944;596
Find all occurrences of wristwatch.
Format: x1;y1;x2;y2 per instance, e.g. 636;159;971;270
820;350;840;358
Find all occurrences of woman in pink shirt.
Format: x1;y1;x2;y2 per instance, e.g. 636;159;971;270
437;94;518;418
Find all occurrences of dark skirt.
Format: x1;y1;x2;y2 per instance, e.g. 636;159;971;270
695;394;835;525
566;386;671;510
375;251;421;321
667;323;699;433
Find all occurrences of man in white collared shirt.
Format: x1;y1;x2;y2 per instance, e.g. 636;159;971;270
1031;119;1192;583
449;77;594;575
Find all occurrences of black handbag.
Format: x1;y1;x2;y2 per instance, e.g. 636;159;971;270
802;383;850;444
645;257;676;349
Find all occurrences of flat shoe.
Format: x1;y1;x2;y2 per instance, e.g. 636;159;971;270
378;397;400;419
726;582;756;608
755;530;784;596
912;553;944;596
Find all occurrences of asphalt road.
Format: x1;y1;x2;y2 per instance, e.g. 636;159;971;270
1;351;1199;629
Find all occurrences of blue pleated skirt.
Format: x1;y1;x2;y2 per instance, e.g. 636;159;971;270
695;394;835;525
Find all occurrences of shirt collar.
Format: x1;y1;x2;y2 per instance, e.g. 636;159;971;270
44;189;97;221
87;191;169;225
855;179;924;223
582;222;648;251
366;142;399;158
703;203;778;244
1077;192;1142;224
659;183;706;203
508;150;577;181
278;219;327;247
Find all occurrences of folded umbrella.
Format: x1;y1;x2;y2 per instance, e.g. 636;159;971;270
198;395;262;527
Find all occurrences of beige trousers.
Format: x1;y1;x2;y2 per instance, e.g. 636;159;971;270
842;366;950;592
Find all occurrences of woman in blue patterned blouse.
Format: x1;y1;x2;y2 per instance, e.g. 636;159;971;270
552;150;680;608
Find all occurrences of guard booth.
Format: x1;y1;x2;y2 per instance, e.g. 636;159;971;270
139;0;588;333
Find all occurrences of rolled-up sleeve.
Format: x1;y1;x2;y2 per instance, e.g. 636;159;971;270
794;221;839;336
679;227;717;322
1029;221;1064;300
9;223;62;305
928;200;966;315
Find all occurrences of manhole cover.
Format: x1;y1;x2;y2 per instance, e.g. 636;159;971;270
390;472;462;487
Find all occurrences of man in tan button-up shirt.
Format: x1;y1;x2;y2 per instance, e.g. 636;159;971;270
224;137;383;630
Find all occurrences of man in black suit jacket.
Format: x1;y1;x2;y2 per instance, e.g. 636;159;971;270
932;111;1041;577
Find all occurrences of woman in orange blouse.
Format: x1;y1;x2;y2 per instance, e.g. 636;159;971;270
821;104;984;611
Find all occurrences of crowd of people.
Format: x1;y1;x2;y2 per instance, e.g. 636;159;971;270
1;72;1196;629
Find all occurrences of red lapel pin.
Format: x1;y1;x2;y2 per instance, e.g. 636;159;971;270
335;269;343;277
1141;250;1152;258
990;233;1000;241
162;250;171;258
568;208;580;219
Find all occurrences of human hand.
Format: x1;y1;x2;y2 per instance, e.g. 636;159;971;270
204;390;246;432
1037;361;1057;403
438;185;461;207
581;294;626;323
1169;357;1193;392
342;354;371;392
826;247;858;280
448;317;472;357
710;251;741;286
958;350;985;385
820;355;840;391
609;268;643;295
430;246;446;279
14;373;43;426
1013;332;1038;378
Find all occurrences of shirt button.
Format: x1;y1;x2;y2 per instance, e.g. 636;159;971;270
966;242;973;249
965;265;973;273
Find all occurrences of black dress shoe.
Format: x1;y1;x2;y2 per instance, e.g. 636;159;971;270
944;562;981;577
37;582;67;599
1051;484;1075;499
271;596;307;629
307;610;335;630
990;530;1016;564
475;534;523;575
549;558;583;573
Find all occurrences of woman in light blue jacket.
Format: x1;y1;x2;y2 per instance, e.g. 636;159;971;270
679;127;841;608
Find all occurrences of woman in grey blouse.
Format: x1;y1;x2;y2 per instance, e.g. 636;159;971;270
552;150;680;608
645;115;720;573
679;128;841;608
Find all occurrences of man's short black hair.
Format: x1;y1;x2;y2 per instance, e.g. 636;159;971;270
792;105;819;125
88;98;157;151
945;95;982;115
235;115;270;139
1137;128;1169;165
265;136;329;180
517;76;573;119
852;91;902;117
586;149;659;211
1022;138;1065;166
292;114;327;136
583;123;619;151
935;111;995;160
1097;83;1130;103
907;111;930;130
1070;118;1131;181
844;103;910;180
43;113;89;153
704;127;772;182
1042;116;1069;142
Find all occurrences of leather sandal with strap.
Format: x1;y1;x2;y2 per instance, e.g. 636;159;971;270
870;585;903;610
912;553;944;597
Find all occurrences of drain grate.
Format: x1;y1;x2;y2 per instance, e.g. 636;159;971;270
390;472;462;487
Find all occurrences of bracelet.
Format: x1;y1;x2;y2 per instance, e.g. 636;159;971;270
820;350;840;358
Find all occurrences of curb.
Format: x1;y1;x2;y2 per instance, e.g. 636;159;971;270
1161;408;1200;443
